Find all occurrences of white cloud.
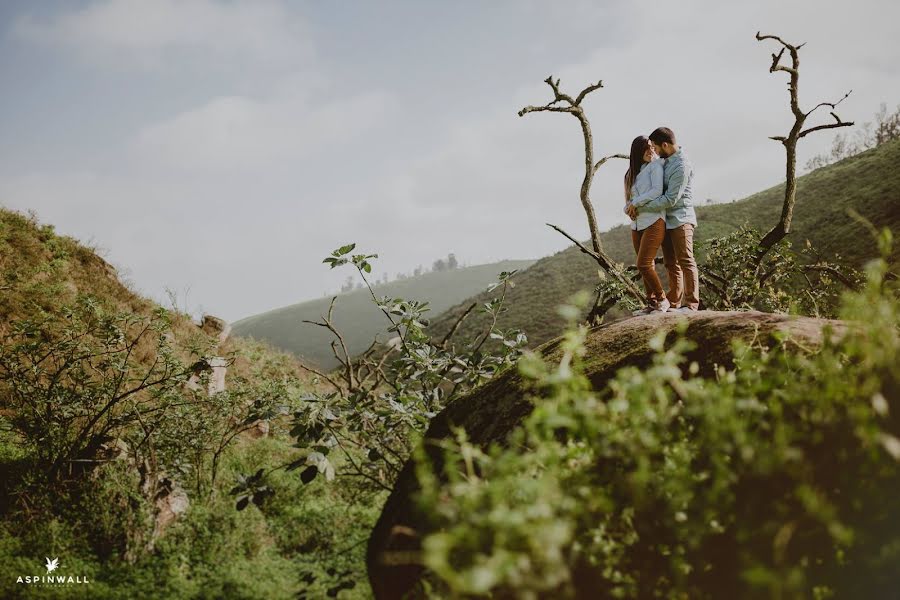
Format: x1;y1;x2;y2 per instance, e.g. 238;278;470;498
133;87;393;171
13;0;313;68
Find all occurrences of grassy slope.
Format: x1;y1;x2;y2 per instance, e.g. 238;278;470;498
232;259;535;369
0;207;378;599
428;139;900;348
0;207;312;387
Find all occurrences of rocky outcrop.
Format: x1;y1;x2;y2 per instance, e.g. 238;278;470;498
201;314;232;344
185;356;229;395
244;418;270;439
181;316;232;404
366;310;843;599
149;475;190;546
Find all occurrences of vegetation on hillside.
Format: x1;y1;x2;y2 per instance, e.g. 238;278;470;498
232;258;534;370
228;244;529;594
413;226;900;598
805;102;900;171
0;208;380;598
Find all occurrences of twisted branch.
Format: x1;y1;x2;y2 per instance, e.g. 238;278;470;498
754;32;854;263
519;76;642;306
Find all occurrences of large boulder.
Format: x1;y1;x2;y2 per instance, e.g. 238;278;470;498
366;310;842;599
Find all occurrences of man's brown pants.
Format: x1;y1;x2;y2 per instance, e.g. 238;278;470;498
630;218;666;307
661;223;700;310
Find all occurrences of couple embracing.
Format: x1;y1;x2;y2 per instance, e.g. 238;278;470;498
623;127;699;315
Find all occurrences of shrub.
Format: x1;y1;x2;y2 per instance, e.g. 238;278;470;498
699;226;859;316
0;297;192;482
416;229;899;598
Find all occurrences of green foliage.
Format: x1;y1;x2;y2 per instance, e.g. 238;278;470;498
323;242;379;274
700;225;859;315
157;369;298;497
232;259;535;370
0;297;196;481
0;209;384;598
416;232;900;598
238;246;528;506
0;418;378;599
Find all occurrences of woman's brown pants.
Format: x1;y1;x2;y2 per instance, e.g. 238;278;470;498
630;218;666;307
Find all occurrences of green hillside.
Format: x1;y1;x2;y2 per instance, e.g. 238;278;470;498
0;207;380;599
428;138;900;348
232;259;535;369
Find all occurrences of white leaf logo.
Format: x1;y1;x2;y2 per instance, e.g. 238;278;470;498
45;557;59;573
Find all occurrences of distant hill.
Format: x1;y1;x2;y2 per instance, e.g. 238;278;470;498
232;259;536;369
428;138;900;349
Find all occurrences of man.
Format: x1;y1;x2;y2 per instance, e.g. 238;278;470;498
625;127;699;312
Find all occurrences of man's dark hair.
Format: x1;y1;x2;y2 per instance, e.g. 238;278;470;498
649;127;676;145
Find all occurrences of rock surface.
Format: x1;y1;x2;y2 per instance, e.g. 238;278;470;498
149;476;190;546
366;310;843;599
185;356;229;395
201;314;232;344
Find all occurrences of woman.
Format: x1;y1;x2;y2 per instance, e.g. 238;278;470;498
623;135;669;314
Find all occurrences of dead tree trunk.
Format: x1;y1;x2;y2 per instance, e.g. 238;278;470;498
755;32;853;262
519;76;644;305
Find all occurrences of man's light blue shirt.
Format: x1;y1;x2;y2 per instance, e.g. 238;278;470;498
631;147;697;229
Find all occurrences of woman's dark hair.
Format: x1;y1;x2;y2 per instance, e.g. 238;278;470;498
624;135;651;199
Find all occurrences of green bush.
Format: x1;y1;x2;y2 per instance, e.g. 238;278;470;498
416;229;899;598
699;226;858;316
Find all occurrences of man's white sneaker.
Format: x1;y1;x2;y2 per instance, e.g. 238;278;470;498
653;299;671;313
674;306;697;314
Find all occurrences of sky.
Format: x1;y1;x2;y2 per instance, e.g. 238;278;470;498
1;0;899;321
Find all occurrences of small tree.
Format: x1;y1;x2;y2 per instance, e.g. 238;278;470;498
518;76;644;317
699;33;861;312
231;244;527;505
754;32;854;261
0;298;195;483
874;102;900;145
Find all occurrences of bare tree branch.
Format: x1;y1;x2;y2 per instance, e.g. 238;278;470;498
518;75;644;310
805;91;852;118
801;264;858;289
699;273;728;306
295;362;345;396
519;76;621;256
754;32;853;264
302;296;355;388
546;223;644;302
592;153;628;176
799;111;854;138
544;76;575;105
439;302;477;349
517;105;575;117
574;80;604;105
